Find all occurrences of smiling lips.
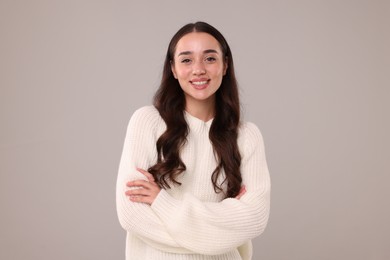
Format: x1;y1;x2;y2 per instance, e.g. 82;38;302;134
190;79;210;89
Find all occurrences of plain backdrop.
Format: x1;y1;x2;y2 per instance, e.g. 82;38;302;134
1;0;389;259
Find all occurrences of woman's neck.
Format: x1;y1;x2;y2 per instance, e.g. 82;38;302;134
185;98;215;122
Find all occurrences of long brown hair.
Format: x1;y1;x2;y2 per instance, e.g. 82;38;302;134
148;21;242;198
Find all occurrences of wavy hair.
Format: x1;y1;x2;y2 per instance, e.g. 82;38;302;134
148;21;242;198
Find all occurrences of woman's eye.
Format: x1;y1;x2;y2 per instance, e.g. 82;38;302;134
205;57;216;62
181;58;191;64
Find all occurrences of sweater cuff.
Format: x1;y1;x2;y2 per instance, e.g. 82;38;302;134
151;189;180;219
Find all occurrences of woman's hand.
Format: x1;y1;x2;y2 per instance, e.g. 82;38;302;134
235;185;246;200
125;168;161;205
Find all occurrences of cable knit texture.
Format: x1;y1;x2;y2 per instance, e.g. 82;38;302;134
116;106;271;260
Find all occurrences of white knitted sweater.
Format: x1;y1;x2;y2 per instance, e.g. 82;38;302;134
116;106;270;260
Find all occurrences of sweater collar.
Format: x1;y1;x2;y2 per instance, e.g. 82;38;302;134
184;110;213;133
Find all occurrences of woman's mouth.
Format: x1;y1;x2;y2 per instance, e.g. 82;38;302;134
190;80;209;89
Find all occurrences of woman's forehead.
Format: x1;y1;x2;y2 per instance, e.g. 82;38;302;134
174;32;222;55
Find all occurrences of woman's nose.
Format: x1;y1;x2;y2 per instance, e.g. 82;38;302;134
192;61;206;75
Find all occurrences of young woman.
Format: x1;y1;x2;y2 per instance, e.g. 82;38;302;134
116;21;270;260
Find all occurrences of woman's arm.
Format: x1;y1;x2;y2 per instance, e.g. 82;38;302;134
116;107;193;253
127;122;271;255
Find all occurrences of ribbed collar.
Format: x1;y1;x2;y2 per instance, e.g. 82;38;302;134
184;110;214;134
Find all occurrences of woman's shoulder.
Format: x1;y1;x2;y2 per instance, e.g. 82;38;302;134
127;105;163;130
132;105;160;118
239;121;263;139
238;120;265;151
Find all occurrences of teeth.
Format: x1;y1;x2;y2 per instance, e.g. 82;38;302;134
192;81;208;85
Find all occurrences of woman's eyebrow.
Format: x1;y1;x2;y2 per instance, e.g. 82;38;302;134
177;49;219;56
203;49;218;54
178;51;192;56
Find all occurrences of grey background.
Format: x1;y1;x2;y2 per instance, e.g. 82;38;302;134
1;0;389;259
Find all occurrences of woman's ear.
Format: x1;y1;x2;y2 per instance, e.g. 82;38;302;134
170;60;177;79
223;57;228;75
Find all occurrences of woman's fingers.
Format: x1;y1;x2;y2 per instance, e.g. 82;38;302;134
136;167;155;182
235;185;246;200
125;174;161;205
125;187;150;196
128;195;153;205
126;179;153;189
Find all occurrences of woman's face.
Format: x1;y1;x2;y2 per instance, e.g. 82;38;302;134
171;32;227;107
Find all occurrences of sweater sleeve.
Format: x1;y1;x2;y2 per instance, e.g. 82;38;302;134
150;122;271;255
115;106;192;254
